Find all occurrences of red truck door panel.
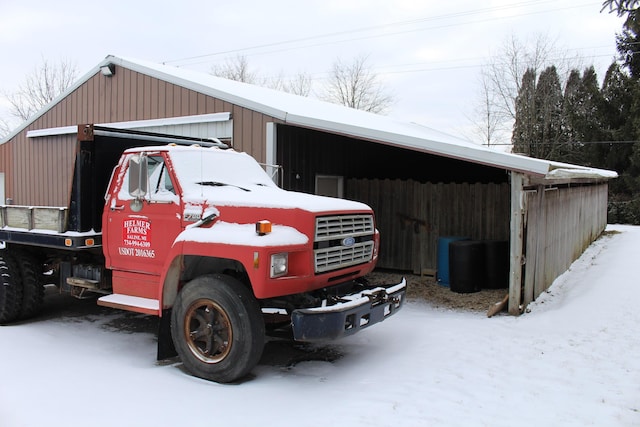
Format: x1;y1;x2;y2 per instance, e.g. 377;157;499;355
105;154;182;278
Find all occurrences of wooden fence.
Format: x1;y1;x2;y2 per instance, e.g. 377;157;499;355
520;183;608;307
347;179;511;273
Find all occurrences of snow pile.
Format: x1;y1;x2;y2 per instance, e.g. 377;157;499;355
0;225;638;426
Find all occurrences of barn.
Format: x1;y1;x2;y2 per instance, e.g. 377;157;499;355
0;54;616;314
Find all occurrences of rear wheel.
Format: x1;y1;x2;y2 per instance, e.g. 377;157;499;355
0;255;23;324
16;252;44;320
171;274;265;383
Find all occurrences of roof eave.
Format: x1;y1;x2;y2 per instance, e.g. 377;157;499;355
106;56;290;122
0;61;106;145
285;112;553;176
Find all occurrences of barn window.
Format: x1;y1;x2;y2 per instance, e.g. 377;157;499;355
315;175;344;198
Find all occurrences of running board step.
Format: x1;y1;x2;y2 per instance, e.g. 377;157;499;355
97;294;160;315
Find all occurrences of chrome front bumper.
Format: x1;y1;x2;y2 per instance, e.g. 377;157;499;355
290;278;406;342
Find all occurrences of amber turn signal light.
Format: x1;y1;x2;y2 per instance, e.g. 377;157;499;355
256;220;272;236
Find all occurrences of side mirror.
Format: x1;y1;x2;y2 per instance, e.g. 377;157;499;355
128;154;148;199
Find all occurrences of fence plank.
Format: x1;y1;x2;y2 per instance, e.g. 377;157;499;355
348;178;510;272
522;183;608;305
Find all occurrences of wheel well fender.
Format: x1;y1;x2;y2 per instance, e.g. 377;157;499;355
161;254;252;310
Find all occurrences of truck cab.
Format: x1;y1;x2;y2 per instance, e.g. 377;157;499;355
0;126;405;383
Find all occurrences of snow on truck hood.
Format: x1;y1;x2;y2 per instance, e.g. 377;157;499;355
183;185;370;212
164;146;371;213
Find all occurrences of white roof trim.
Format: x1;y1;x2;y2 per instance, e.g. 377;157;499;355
2;54;617;180
106;55;561;177
546;167;618;180
26;126;77;138
26;112;231;138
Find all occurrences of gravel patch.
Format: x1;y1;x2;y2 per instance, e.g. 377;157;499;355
366;270;508;314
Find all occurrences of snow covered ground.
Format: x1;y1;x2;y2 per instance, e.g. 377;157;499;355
1;225;638;427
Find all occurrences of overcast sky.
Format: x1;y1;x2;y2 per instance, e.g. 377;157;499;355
0;0;626;144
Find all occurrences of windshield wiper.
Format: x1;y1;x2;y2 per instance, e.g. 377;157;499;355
197;181;250;192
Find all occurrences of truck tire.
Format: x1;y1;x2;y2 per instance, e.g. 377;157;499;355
0;255;23;324
171;274;265;383
16;253;44;320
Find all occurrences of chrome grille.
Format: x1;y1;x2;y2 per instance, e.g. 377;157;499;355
315;241;375;273
315;215;374;241
314;214;375;273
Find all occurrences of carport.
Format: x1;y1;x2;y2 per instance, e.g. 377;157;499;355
0;55;616;314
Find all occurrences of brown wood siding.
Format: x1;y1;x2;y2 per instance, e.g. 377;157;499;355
0;142;13;203
3;67;280;207
9;133;76;207
348;179;511;272
521;183;608;307
224;107;272;162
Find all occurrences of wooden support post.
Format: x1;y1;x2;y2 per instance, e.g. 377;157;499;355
508;172;524;315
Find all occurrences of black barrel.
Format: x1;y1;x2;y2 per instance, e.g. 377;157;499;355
449;240;485;293
484;240;509;289
436;236;470;286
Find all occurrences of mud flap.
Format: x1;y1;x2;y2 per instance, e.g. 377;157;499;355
157;308;177;360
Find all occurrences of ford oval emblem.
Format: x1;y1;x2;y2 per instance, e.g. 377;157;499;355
342;237;356;247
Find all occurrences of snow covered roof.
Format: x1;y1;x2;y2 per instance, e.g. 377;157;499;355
2;54;617;180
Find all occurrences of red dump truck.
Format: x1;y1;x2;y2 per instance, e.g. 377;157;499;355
0;125;405;382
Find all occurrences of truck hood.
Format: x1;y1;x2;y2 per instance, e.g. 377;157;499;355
182;184;371;213
132;146;373;214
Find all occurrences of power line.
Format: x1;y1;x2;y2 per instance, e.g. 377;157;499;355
164;1;603;67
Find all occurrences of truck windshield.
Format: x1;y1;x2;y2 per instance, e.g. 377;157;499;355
168;148;277;194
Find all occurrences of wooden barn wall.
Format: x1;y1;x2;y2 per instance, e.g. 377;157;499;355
4;67;278;207
521;183;608;307
276;125;509;194
347;179;511;272
12;134;77;207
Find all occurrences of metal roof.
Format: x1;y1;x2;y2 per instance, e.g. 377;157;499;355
2;54;617;180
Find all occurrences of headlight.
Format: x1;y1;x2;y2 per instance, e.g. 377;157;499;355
270;253;288;278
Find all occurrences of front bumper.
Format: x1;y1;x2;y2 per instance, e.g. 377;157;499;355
290;278;406;342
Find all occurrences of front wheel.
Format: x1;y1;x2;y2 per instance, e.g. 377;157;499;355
171;274;265;383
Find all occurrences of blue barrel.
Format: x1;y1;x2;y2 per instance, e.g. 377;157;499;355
437;236;470;286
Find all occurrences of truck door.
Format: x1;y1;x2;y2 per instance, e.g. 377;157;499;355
104;153;182;277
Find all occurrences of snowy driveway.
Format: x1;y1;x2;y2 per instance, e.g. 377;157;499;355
1;225;639;427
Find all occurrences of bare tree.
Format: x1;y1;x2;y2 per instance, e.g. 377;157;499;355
320;54;394;114
280;72;313;96
468;70;504;147
211;56;313;96
471;34;582;146
486;34;558;122
0;117;12;138
210;55;259;84
7;57;78;121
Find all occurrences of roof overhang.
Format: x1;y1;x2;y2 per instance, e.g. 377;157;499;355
1;54;618;182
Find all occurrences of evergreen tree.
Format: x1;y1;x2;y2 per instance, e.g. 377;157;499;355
616;8;640;78
561;69;584;163
600;1;640;223
576;67;606;164
562;69;582;140
597;63;635;179
512;68;537;155
609;5;640;199
534;66;564;160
